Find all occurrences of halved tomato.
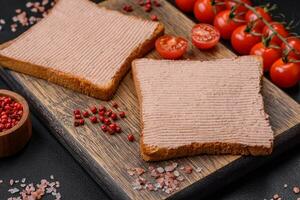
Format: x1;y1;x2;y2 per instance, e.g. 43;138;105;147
191;23;220;49
155;35;188;59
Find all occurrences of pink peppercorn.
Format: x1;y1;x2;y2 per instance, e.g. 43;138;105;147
99;111;105;116
111;113;118;121
73;109;80;115
109;123;117;131
119;111;126;118
101;125;108;132
82;111;89;118
74;121;80;127
99;105;106;112
112;102;119;109
79;119;85;125
90;116;98;123
115;126;122;133
106;110;112;117
74;114;81;119
108;127;115;135
90;106;97;114
128;134;135;142
104;118;111;125
98;115;104;122
151;15;158;21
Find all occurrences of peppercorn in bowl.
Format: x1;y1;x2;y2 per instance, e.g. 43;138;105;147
0;89;32;157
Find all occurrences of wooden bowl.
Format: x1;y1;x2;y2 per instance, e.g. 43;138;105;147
0;89;32;157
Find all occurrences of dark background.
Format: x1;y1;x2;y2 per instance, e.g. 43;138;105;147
0;0;299;199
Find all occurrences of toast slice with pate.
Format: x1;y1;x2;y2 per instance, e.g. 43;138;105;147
132;56;274;161
0;0;164;100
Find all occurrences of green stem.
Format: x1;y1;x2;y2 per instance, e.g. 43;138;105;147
232;0;296;56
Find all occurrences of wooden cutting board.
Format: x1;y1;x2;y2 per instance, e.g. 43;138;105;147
1;0;300;199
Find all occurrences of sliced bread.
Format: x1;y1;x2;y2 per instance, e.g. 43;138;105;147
0;0;164;100
132;56;274;161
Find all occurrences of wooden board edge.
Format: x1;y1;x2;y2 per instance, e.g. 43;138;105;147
0;69;130;200
169;123;300;200
2;68;300;199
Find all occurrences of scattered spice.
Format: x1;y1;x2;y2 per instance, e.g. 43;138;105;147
150;14;158;21
128;134;135;142
127;163;200;194
82;111;89;118
119;111;126;118
90;106;97;114
90;116;98;123
123;4;133;12
3;176;62;199
112;102;119;109
111;113;118;121
284;183;288;188
183;165;193;174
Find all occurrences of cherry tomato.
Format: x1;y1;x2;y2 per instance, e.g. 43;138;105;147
213;10;245;40
281;37;300;59
250;42;282;72
194;0;225;24
225;0;252;14
245;7;272;31
191;23;220;49
175;0;196;12
270;58;300;88
155;35;188;59
231;25;261;55
262;22;289;46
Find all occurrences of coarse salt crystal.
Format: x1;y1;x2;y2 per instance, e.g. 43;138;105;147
21;178;26;183
8;187;20;194
173;170;180;177
42;0;49;6
156;167;164;173
50;175;54;180
15;9;21;13
26;2;33;8
196;167;203;173
31;8;38;13
9;179;14;186
0;179;3;184
0;19;5;24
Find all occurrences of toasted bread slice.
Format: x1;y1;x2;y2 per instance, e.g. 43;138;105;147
132;56;274;161
0;0;164;100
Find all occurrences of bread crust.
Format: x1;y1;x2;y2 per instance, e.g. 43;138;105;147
132;56;273;162
0;14;164;100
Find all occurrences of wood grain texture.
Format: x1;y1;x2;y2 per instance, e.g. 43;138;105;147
0;0;299;199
